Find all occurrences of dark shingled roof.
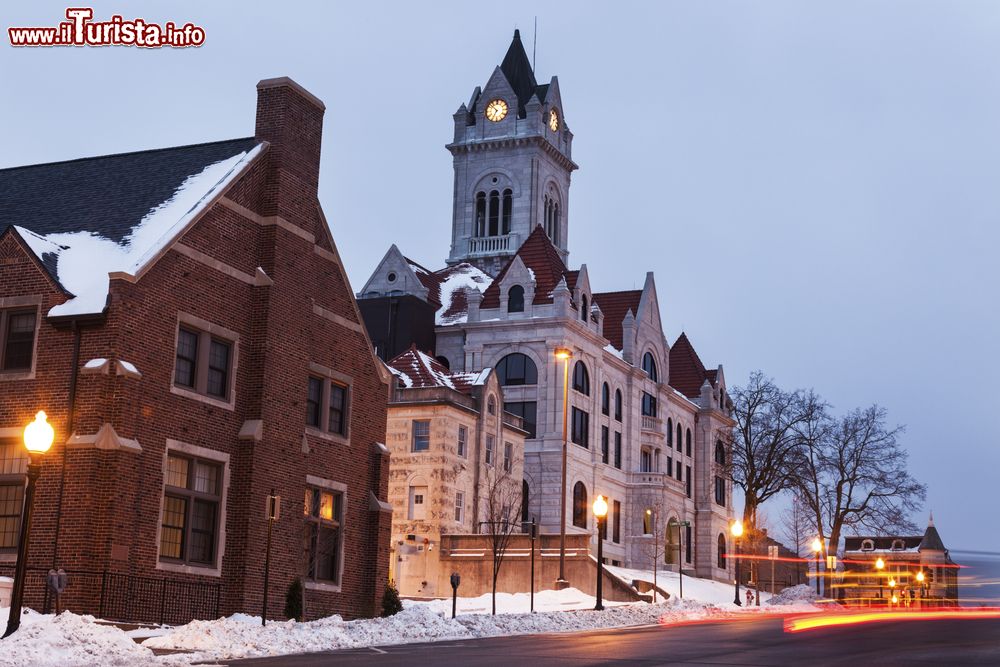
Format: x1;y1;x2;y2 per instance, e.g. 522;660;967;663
593;290;642;352
500;29;538;117
920;524;946;552
386;345;483;395
669;332;716;399
405;256;444;307
844;536;923;552
0;137;260;243
481;226;573;310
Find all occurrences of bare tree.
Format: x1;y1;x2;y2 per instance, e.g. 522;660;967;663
780;493;814;559
479;465;523;615
730;372;806;530
638;503;665;602
792;404;926;560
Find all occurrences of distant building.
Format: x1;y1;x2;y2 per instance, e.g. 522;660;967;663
359;31;736;583
842;515;958;606
384;347;527;597
0;78;392;622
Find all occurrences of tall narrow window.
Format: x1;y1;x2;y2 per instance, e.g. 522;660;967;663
503;441;513;473
715;440;726;466
0;441;27;553
327;383;347;436
501;188;512;234
614;432;622;469
488;190;500;236
305;377;323;427
718;534;727;569
304;486;344;584
552;203;560;246
686;429;692;456
641;392;657;417
572;482;587;529
715;477;726;506
667;419;673;447
521;480;530;522
580;294;589;322
175;328;199;388
455;491;465;523
601;383;610;415
1;310;37;371
601;426;609;464
457;425;468;457
160;453;222;567
614;389;622;421
412;420;430;452
612;500;621;543
544;196;552;239
677;424;683;451
508;285;525;313
207;339;231;398
686;525;693;563
686;465;692;498
572;361;590;395
571;407;589;448
475;191;486;237
485;435;495;465
642;352;658;382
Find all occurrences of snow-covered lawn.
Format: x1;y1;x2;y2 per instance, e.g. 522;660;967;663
607;565;775;606
0;580;823;667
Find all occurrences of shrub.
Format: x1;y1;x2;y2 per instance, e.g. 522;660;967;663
284;577;304;621
381;581;403;617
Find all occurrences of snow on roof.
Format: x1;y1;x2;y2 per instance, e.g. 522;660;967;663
83;358;108;369
16;145;262;317
387;364;413;388
603;344;624;360
436;264;493;326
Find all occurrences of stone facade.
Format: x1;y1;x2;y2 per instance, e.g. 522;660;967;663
0;78;392;621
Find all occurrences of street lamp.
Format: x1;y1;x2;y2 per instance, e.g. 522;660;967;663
731;520;743;606
554;347;572;589
4;411;54;638
916;570;926;606
592;495;608;611
875;557;885;603
646;508;658;602
888;577;896;608
811;537;823;597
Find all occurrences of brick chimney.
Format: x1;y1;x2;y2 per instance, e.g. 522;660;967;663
254;77;325;224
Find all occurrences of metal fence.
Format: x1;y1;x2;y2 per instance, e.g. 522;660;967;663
0;565;221;625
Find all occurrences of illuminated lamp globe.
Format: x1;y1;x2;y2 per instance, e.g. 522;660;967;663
592;495;608;519
24;411;54;455
891;594;898;604
730;520;743;538
888;578;896;588
811;538;823;553
554;348;572;361
875;558;885;570
916;571;925;583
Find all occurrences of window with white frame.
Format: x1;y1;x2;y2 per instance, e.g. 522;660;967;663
457;425;468;457
485;435;495;465
455;491;465;523
160;453;223;567
412;420;430;452
503;441;513;473
304;486;344;584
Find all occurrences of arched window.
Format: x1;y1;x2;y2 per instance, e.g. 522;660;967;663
488;190;500;236
643;510;653;535
642;352;658;382
717;534;727;569
861;539;875;551
508;285;525;313
496;353;537;386
614;389;622;421
572;481;587;529
676;424;683;450
601;383;610;415
667;418;673;447
435;355;451;369
686;429;692;456
487;396;497;415
580;294;589;322
502;189;513;235
553;203;560;245
572;361;590;395
665;520;678;565
715;440;726;466
521;480;530;523
475;191;486;237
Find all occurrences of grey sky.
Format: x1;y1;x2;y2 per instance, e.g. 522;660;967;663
3;1;997;553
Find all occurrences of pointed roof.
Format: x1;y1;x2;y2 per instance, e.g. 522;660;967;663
669;332;715;399
919;520;947;552
386;345;487;394
592;291;642;351
404;255;444;306
500;29;538;116
481;226;574;309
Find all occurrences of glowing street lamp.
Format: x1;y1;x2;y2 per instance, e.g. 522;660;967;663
916;570;927;605
731;520;744;606
811;537;823;597
554;347;572;589
875;557;885;603
888;577;897;607
592;495;608;611
4;411;55;638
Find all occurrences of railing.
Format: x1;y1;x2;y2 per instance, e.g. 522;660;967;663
468;234;516;256
640;415;662;433
0;566;221;625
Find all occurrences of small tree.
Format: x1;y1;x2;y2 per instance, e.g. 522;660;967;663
284;577;304;621
381;581;403;617
639;503;665;602
480;465;523;615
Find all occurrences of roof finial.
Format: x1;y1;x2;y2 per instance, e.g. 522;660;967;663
928;511;934;527
513;28;520;39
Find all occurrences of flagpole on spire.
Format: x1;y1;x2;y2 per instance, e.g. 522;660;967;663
533;17;537;72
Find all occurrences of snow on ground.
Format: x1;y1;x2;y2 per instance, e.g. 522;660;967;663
415;586;633;615
765;584;821;606
606;565;772;606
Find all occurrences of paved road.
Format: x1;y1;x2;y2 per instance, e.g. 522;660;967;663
225;616;1000;666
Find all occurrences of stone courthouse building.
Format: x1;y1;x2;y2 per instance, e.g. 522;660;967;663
359;32;736;582
0;78;392;622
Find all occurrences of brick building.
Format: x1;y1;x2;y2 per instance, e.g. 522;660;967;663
0;77;392;622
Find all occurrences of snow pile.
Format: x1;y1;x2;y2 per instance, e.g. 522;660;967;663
606;565;764;607
415;587;632;616
436;264;493;325
0;608;172;667
764;584;820;606
16;145;261;317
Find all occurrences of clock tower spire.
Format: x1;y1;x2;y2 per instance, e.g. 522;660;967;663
446;30;577;276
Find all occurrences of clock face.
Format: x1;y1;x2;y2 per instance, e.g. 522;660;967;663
549;108;560;132
485;99;508;122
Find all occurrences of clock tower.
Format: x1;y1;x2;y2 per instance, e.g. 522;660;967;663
446;30;577;276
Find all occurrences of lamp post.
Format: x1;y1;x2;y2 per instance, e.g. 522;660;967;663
916;570;926;607
646;509;658;602
677;520;691;600
554;347;572;589
731;520;743;606
888;577;896;608
4;411;54;639
875;557;885;604
811;537;823;597
592;495;608;611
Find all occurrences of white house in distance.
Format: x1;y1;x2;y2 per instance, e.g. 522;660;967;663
359;31;736;582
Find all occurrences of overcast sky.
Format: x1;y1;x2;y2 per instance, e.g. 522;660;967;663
3;1;998;553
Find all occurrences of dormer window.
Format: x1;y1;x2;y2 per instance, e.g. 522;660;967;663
508;285;524;313
642;352;658;382
891;539;905;551
861;539;875;551
580;295;588;322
